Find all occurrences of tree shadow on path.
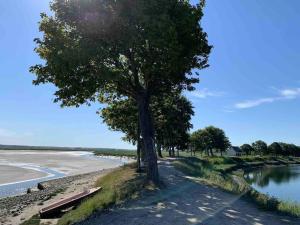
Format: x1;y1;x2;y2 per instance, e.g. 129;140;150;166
78;160;300;225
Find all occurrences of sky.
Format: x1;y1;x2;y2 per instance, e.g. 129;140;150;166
0;0;299;148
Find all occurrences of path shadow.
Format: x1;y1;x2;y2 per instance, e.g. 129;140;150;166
78;161;300;225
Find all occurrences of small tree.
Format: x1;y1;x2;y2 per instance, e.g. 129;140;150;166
240;144;254;156
252;140;268;156
190;126;230;156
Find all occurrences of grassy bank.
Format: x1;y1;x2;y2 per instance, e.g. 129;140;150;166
93;149;137;158
58;163;146;225
174;156;300;217
21;215;40;225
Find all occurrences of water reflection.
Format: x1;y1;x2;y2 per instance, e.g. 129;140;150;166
245;166;300;202
245;166;300;187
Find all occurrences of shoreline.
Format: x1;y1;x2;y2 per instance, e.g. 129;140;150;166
0;165;49;186
0;150;133;199
0;168;114;225
174;156;300;218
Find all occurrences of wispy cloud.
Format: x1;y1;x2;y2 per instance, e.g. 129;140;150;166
235;88;300;109
191;88;225;99
280;88;300;99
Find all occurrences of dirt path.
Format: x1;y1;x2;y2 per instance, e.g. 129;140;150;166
79;160;300;225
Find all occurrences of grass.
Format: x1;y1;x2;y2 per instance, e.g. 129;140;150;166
173;157;247;194
174;156;300;217
58;163;146;225
20;215;40;225
93;149;137;158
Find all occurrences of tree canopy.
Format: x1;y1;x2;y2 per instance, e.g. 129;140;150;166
240;144;254;156
268;142;282;156
30;0;211;183
100;92;194;157
252;140;268;156
190;126;231;156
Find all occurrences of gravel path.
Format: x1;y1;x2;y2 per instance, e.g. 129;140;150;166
79;160;300;225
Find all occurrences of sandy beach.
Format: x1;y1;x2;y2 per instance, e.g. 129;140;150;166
0;150;132;225
0;150;127;177
0;165;47;185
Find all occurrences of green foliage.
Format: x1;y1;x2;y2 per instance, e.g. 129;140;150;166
20;215;40;225
278;143;300;157
100;97;138;144
190;126;231;156
153;93;194;151
30;0;211;105
239;141;300;157
268;142;282;156
278;201;300;217
240;144;254;155
30;0;211;182
252;140;268;155
100;92;194;151
93;149;137;158
58;163;146;225
174;156;300;217
173;157;246;193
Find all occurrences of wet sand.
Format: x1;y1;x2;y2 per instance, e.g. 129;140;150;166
0;165;47;185
0;150;131;188
0;150;128;178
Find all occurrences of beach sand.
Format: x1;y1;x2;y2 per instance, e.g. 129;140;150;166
0;150;127;178
0;165;47;185
0;150;132;225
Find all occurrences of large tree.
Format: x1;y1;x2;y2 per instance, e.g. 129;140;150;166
30;0;211;183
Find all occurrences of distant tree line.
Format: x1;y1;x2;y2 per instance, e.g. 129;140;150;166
241;141;300;157
189;127;300;158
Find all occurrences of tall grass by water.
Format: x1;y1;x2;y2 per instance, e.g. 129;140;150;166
174;156;300;217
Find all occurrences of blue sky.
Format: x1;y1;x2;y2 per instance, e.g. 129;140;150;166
0;0;299;148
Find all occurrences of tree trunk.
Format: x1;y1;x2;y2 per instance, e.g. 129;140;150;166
171;146;175;157
205;149;209;156
141;139;146;163
157;142;163;158
169;147;172;157
137;139;141;172
136;121;141;172
137;94;159;184
210;149;214;156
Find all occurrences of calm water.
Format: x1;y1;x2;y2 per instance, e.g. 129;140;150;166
244;165;300;203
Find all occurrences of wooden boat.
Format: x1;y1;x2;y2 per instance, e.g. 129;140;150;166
39;187;102;218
